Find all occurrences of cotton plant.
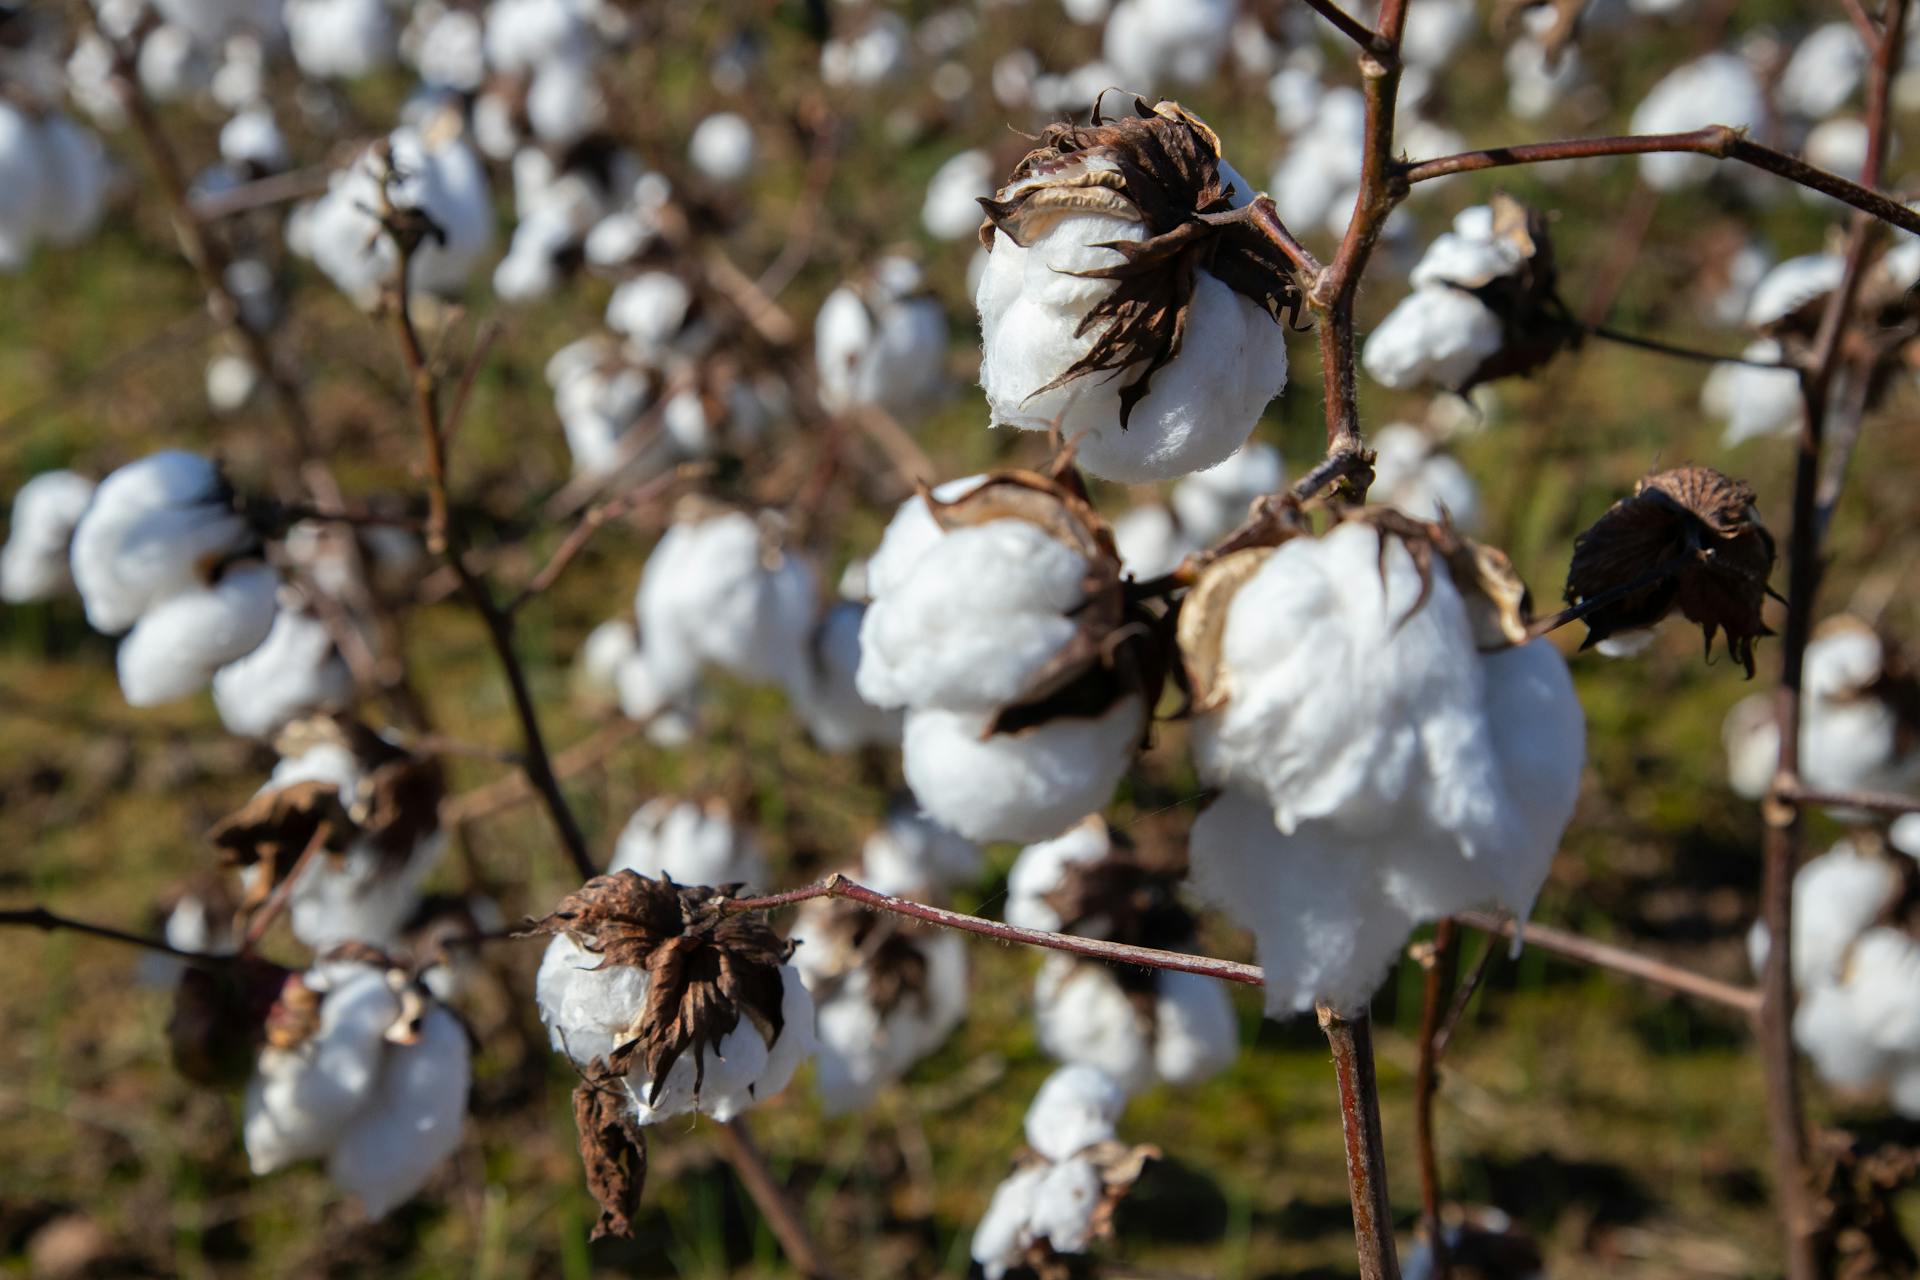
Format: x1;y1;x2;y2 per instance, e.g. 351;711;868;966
1725;617;1920;804
210;717;448;952
856;472;1154;842
608;797;767;892
814;255;949;419
1007;818;1239;1091
2;470;95;603
242;958;470;1219
971;1064;1159;1280
1368;424;1480;530
1179;514;1586;1014
976;100;1294;482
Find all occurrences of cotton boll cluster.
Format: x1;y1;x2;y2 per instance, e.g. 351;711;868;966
814;256;948;419
0;104;111;270
244;960;469;1219
211;599;353;739
1725;618;1920;805
856;475;1149;841
477;0;622;148
977;101;1291;482
284;0;396;80
294;121;494;307
1749;835;1920;1112
609;797;767;891
1007;818;1239;1090
1629;53;1768;191
495;145;643;302
1184;520;1584;1015
1100;0;1236;93
2;470;96;603
971;1064;1156;1280
1367;425;1480;529
68;451;282;707
532;872;813;1123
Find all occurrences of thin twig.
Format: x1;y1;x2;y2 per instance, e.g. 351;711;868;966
441;720;646;826
1412;921;1458;1276
709;1117;840;1280
0;907;207;960
507;463;706;614
1431;931;1502;1062
1295;0;1393;56
1455;912;1762;1015
1777;783;1920;817
1318;1004;1401;1280
1586;323;1789;369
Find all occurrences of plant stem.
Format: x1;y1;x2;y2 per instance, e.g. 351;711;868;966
1585;323;1788;369
0;907;208;960
1412;921;1457;1275
1455;911;1760;1014
1317;1003;1401;1280
709;1117;839;1279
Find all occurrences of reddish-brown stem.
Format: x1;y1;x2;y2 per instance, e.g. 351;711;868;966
1455;911;1761;1015
239;825;329;953
1431;931;1501;1062
1778;784;1920;817
1400;127;1920;237
0;906;208;960
1244;196;1326;279
708;1117;839;1279
1842;0;1882;44
1413;921;1458;1275
1318;1004;1401;1280
723;876;1265;985
1295;0;1393;55
506;464;706;614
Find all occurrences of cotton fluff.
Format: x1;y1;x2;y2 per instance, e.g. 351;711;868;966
819;11;910;87
2;471;94;602
1777;23;1867;118
1169;443;1284;544
1628;54;1767;190
1747;253;1845;329
211;605;353;738
609;797;766;891
572;616;638;707
1747;838;1902;992
1362;205;1521;392
1701;341;1801;446
688;112;756;185
971;1064;1133;1279
923;149;995;241
297;124;494;306
606;271;694;358
815;256;948;418
0;106;110;270
1368;424;1480;529
1113;505;1197;581
285;0;396;79
792;600;904;753
244;963;469;1219
860;808;983;897
1101;0;1235;91
547;337;652;476
977;150;1288;483
535;932;814;1123
1189;523;1585;1014
635;509;819;702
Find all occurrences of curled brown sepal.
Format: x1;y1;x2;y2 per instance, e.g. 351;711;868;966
791;895;933;1019
1564;466;1777;675
923;471;1169;738
207;779;355;900
977;98;1299;427
1012;1140;1161;1280
1449;193;1584;392
167;956;294;1087
521;873;793;1107
574;1074;649;1240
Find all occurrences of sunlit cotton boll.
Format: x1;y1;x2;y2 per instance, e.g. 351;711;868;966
2;470;95;603
1701;340;1801;445
1169;443;1284;544
1188;524;1585;1014
70;451;258;635
1026;1062;1126;1159
572;616;637;707
285;0;396;79
606;271;694;359
136;25;211;104
1032;955;1239;1091
211;604;353;738
609;797;766;891
790;600;905;753
860;808;982;896
1101;0;1236;91
244;963;469;1219
688;112;756;185
1113;504;1198;581
1629;53;1767;190
535;931;814;1123
923;148;995;241
1367;424;1480;529
220;107;290;173
1748;838;1903;992
547;338;651;477
1361;286;1503;390
1503;34;1585;121
815;256;948;418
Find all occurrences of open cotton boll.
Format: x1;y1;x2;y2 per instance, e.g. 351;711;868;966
325;1002;468;1219
1747;253;1846;328
212;606;353;738
527;60;607;145
551;349;652;477
1400;0;1476;67
860;808;981;896
1113;504;1197;582
31;115;110;250
220;107;289;173
245;967;403;1174
1629;53;1767;190
1794;981;1892;1089
791;600;905;753
820;11;910;86
286;0;395;79
2;470;94;603
149;0;279;44
534;932;651;1066
972;1164;1052;1280
287;828;446;953
610;797;765;891
1169;443;1284;544
137;25;210;104
1778;22;1867;118
1360;285;1504;390
1844;929;1920;1054
923;148;995;241
1702;341;1801;446
483;0;589;73
1032;957;1154;1091
902;698;1145;844
0;103;49;269
1271;88;1365;232
572;617;637;705
814;258;949;418
1503;34;1585;121
862;476;990;602
606;271;693;357
1151;968;1240;1084
117;563;279;706
1006;819;1114;933
1101;0;1235;91
71;451;257;633
1368;424;1480;528
689;112;756;184
407;7;485;89
1025;1062;1126;1160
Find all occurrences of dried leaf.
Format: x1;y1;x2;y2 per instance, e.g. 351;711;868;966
207;779;354;881
573;1079;649;1240
1176;546;1275;712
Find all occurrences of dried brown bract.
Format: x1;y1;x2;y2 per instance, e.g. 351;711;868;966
573;1077;649;1240
1451;194;1583;391
978;98;1299;426
167;957;292;1086
207;779;355;889
1564;466;1776;675
790;896;934;1019
1011;1140;1161;1280
521;872;793;1104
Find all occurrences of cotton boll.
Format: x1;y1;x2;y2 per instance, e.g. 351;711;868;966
1794;981;1891;1088
860;808;981;896
606;271;693;356
820;12;910;87
1778;23;1867;118
2;470;94;603
792;600;905;753
972;1164;1052;1280
1847;928;1920;1054
286;0;396;79
610;798;766;890
1033;957;1154;1090
573;617;637;705
409;8;485;89
550;344;651;477
1803;117;1869;188
245;968;403;1174
1151;968;1239;1084
1400;0;1476;68
1361;286;1504;390
535;932;652;1066
137;25;212;104
326;1003;469;1219
902;698;1145;844
1169;444;1284;544
1629;53;1767;190
212;606;353;738
923;148;994;241
796;926;969;1112
1113;505;1197;582
1748;253;1847;329
863;477;989;602
1025;1062;1126;1159
1368;424;1480;528
527;60;606;145
0;104;48;269
32;115;110;249
689;112;756;185
483;0;589;73
1723;692;1779;799
627;968;813;1124
71;451;256;634
220;107;289;173
117;563;279;706
287;830;447;953
815;260;949;418
1503;35;1584;121
1702;341;1801;445
1007;819;1114;932
1101;0;1235;92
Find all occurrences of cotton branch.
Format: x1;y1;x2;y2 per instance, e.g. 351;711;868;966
1454;912;1761;1015
0;907;210;961
707;1118;840;1280
1319;1005;1401;1280
1412;921;1458;1274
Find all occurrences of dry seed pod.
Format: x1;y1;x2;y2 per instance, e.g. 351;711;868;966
1564;465;1776;675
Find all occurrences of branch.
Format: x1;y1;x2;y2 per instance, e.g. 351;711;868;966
1585;323;1790;369
1412;921;1458;1274
1295;0;1394;57
708;1118;839;1280
0;906;209;961
441;720;646;826
506;463;706;614
1455;912;1761;1015
1318;1005;1401;1280
1776;783;1920;817
1401;127;1920;237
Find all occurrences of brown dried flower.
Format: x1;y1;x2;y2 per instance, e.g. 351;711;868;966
977;97;1299;426
573;1079;649;1240
1447;194;1583;391
167;957;292;1087
1564;466;1777;675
